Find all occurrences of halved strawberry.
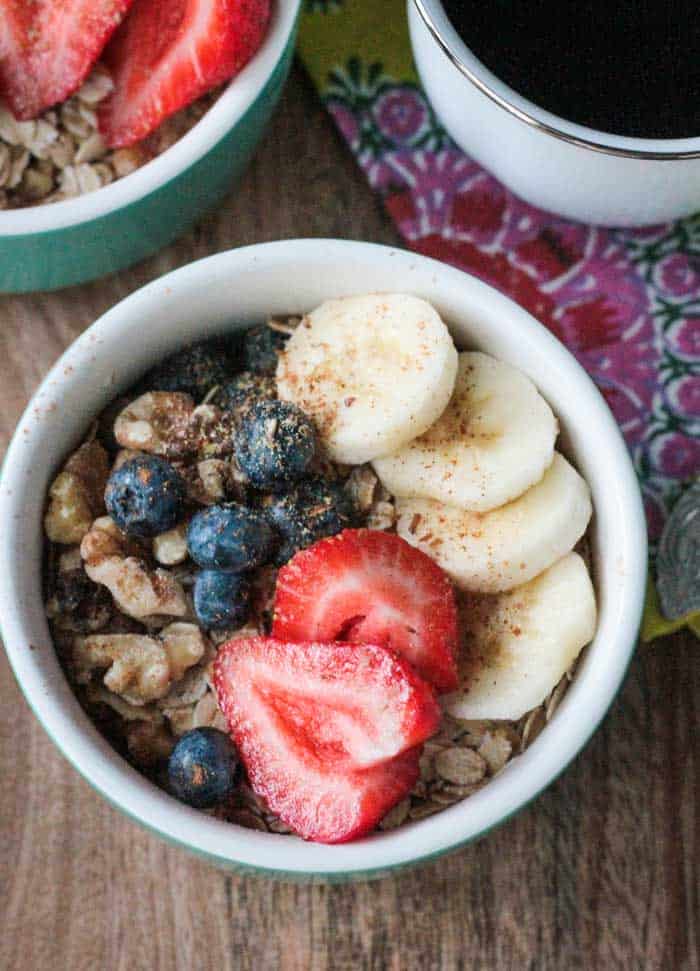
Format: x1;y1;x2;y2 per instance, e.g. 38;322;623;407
273;530;459;693
0;0;134;120
99;0;271;148
213;637;437;842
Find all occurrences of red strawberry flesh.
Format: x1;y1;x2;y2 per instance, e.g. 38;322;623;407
99;0;271;148
0;0;133;120
273;529;459;693
213;637;437;843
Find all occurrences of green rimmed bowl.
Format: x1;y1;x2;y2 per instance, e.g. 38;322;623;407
0;240;647;881
0;0;301;294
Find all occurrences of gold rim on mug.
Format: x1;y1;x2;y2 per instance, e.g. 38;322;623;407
412;0;700;161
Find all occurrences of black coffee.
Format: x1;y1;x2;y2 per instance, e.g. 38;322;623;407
442;0;700;139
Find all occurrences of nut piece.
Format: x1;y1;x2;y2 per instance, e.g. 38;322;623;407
81;516;188;620
114;392;194;457
73;621;205;705
346;465;379;513
366;499;396;531
44;439;110;544
160;622;209;682
153;522;189;566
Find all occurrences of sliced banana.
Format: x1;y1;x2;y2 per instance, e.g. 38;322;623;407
396;453;592;593
276;294;458;465
373;351;557;511
444;552;597;721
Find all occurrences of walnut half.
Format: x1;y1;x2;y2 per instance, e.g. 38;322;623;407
81;516;188;620
73;622;208;705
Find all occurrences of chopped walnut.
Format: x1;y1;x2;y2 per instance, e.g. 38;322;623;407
44;439;110;543
73;621;206;705
81;516;187;620
153;522;189;566
114;391;195;457
176;457;246;506
189;404;235;459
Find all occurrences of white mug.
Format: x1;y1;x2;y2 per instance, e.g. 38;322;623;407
409;0;700;226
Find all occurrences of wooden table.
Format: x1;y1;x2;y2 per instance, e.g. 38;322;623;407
1;67;698;971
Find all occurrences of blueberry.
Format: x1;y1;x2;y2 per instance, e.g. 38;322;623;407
168;728;240;808
105;455;186;538
187;502;275;571
143;338;234;400
264;477;358;565
214;371;276;416
242;324;288;374
193;569;251;629
235;400;316;490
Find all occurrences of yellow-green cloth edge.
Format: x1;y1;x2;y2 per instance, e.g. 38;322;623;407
298;0;417;90
642;579;700;642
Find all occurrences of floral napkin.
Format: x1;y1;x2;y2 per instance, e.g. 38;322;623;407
297;0;700;640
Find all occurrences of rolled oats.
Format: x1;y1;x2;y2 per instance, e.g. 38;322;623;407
345;465;379;513
0;66;217;210
435;746;487;786
366;498;396;531
379;797;410;830
477;730;513;775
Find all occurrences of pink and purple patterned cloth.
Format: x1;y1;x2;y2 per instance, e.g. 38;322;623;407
298;0;700;635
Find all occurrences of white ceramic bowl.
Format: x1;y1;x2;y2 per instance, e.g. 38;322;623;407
409;0;700;226
0;240;647;880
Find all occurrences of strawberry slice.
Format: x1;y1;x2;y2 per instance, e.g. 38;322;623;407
213;637;437;842
0;0;134;120
273;530;459;693
99;0;271;148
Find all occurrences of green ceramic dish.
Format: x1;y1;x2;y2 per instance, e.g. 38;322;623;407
0;1;301;294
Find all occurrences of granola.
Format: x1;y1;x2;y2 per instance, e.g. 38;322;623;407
43;317;588;839
0;66;219;210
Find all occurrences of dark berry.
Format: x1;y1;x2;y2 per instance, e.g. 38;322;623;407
143;338;233;400
235;400;316;490
187;503;275;571
264;477;358;565
214;371;276;416
50;568;112;633
105;455;186;538
193;570;251;629
168;728;239;808
242;324;288;374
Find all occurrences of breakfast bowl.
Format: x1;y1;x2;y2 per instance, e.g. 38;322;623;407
409;0;700;226
0;0;301;294
0;239;647;879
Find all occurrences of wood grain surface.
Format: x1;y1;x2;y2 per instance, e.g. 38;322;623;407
0;68;698;971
